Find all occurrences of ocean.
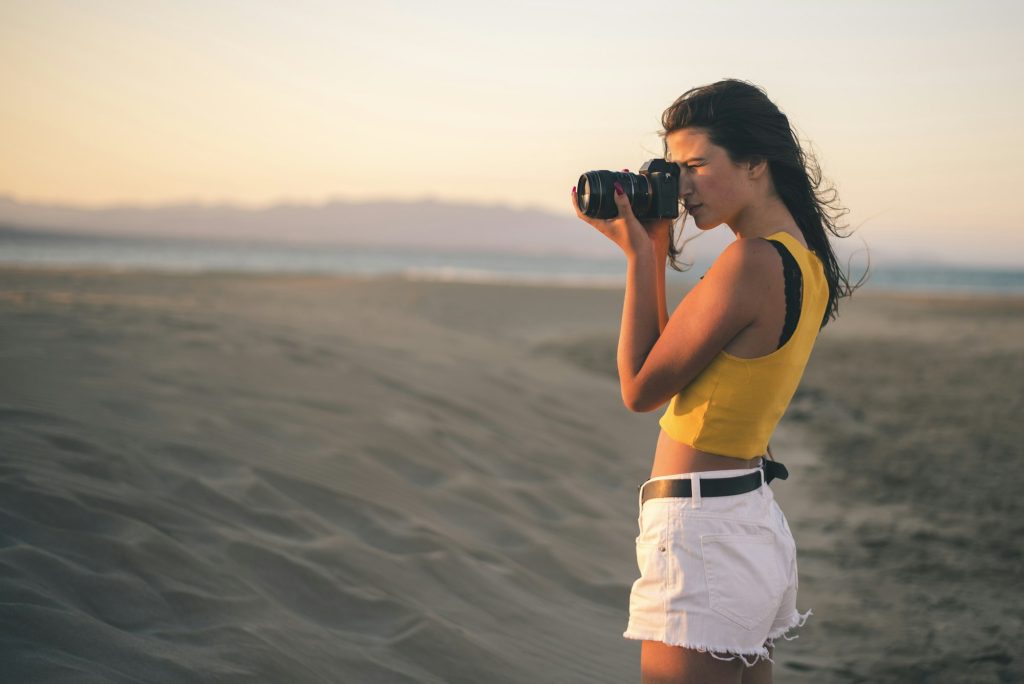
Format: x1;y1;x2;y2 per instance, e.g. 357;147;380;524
2;228;1023;295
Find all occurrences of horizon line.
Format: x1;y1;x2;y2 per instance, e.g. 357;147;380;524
0;192;561;215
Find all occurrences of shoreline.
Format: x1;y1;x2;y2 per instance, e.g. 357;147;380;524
2;264;1024;301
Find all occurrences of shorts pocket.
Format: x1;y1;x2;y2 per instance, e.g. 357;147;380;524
700;531;785;630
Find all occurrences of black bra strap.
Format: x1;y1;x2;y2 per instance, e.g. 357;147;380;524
764;239;803;349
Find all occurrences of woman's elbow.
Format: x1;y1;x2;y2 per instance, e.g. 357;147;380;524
621;387;666;413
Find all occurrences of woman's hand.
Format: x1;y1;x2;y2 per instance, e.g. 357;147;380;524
571;169;668;258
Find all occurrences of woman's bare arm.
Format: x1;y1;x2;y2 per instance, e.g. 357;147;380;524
571;186;766;413
617;247;662;410
621;238;774;412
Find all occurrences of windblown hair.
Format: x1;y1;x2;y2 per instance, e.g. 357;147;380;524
660;78;864;328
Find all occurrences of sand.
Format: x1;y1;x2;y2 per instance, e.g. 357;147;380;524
0;267;1020;683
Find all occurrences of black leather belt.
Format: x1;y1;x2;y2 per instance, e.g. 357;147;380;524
639;460;789;504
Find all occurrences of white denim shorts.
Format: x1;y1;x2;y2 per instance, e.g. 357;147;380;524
622;466;812;666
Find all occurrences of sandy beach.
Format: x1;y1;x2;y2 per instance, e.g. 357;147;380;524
1;266;1021;683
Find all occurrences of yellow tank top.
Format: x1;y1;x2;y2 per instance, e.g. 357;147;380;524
658;231;829;460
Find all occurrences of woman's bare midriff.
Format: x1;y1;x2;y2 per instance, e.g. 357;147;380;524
650;429;764;479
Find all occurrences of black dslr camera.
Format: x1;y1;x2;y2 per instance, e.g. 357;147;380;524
576;159;679;220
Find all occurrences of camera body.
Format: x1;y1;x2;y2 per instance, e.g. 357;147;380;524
576;159;680;220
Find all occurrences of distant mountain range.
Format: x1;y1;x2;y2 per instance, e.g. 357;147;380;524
0;195;619;258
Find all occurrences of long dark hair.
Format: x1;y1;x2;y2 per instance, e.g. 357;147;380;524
660;78;864;328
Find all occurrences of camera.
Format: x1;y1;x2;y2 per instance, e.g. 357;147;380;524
576;159;680;220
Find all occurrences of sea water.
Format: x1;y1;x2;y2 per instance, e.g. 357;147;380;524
2;229;1023;295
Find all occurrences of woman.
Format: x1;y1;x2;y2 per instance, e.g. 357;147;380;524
571;79;859;683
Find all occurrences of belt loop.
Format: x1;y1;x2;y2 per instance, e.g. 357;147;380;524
637;481;645;529
690;473;702;509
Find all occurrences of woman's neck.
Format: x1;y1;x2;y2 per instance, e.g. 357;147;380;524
729;194;799;240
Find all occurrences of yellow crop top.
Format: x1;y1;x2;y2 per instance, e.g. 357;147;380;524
659;230;829;460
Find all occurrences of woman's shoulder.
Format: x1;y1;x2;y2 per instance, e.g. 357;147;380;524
706;238;783;288
719;236;782;260
692;238;782;318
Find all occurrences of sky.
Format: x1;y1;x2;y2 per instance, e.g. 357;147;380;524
1;0;1022;266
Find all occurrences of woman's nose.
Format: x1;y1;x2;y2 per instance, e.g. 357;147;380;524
678;176;694;198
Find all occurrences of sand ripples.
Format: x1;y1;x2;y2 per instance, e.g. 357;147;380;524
0;271;645;682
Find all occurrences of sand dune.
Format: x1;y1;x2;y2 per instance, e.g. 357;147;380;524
1;268;1020;682
0;270;653;682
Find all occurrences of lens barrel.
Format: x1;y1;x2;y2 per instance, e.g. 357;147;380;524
576;170;652;219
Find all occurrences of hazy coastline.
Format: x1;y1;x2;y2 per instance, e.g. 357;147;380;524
3;227;1023;298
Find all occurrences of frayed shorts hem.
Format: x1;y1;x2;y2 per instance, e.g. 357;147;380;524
622;607;813;668
765;607;813;649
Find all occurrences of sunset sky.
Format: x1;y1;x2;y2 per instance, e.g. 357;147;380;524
1;0;1022;266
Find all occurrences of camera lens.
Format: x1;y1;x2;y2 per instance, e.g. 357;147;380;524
578;174;595;214
576;170;652;219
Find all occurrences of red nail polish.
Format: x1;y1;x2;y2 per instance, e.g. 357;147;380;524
614;182;624;196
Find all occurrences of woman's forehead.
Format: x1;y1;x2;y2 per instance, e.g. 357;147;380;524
665;129;713;161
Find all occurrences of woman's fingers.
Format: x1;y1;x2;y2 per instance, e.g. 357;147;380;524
571;188;614;237
571;176;650;255
571;187;605;231
571;182;633;226
612;181;638;222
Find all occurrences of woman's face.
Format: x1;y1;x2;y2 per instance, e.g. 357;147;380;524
664;128;754;231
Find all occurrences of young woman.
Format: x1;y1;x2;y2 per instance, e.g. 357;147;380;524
571;79;859;683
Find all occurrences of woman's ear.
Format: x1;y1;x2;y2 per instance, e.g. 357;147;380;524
747;156;768;179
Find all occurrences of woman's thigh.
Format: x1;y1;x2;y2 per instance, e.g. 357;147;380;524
641;640;773;684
